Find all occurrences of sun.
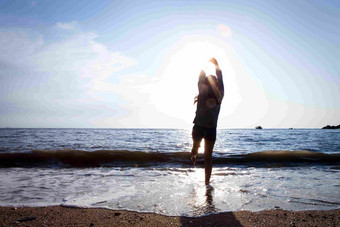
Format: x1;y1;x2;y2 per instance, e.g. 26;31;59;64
146;39;230;127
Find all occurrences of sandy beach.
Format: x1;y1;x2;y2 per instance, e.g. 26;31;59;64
0;206;339;227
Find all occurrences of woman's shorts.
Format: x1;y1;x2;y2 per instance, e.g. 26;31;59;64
192;124;216;142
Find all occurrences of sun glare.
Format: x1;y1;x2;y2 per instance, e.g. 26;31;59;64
147;39;232;126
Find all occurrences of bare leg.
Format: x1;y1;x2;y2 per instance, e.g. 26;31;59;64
191;138;201;165
204;139;215;185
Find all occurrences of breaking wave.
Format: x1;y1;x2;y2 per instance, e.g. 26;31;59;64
1;150;339;168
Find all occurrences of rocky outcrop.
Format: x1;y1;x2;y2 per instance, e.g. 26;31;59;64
322;124;340;129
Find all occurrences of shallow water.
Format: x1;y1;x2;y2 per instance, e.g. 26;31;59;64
0;166;339;216
0;128;339;216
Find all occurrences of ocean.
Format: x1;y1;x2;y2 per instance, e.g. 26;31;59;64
0;128;339;216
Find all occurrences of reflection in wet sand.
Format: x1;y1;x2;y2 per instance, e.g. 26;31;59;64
189;185;219;216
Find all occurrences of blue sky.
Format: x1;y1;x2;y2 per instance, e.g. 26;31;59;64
1;0;339;128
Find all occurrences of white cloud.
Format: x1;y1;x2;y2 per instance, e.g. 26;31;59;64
0;29;43;63
0;23;137;127
0;27;135;86
2;22;338;128
30;32;135;79
56;21;78;30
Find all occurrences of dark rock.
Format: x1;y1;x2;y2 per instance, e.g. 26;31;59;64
322;124;340;129
17;216;36;222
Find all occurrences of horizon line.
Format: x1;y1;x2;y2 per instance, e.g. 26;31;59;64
0;127;333;130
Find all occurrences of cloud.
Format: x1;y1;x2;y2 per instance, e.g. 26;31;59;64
0;28;43;64
56;21;78;30
30;32;135;79
0;22;136;127
0;25;135;82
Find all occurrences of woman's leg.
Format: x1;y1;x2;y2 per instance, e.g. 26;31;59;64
191;138;201;164
191;125;203;164
204;139;215;185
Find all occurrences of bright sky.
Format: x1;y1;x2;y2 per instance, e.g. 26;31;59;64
1;0;339;128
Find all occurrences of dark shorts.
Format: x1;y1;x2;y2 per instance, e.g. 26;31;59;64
192;124;216;142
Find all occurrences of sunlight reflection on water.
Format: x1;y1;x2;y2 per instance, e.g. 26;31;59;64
1;166;339;216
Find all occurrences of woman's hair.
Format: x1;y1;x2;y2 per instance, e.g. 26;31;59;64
194;73;220;105
194;58;221;105
206;75;218;89
205;75;219;98
194;70;206;104
198;70;206;82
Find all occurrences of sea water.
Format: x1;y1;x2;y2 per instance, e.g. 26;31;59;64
0;128;339;216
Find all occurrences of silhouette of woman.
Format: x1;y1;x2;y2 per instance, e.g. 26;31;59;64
191;58;224;185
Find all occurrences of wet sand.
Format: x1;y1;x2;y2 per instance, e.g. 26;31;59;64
0;206;339;227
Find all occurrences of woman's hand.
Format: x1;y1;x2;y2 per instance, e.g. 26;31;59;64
209;58;218;67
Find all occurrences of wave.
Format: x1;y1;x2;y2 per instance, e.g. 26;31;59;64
0;150;339;168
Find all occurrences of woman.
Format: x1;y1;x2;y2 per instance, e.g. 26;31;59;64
191;58;224;185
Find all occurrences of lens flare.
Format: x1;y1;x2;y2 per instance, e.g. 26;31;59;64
217;24;232;38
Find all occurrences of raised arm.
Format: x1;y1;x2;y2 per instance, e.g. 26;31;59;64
209;58;224;104
216;68;224;102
